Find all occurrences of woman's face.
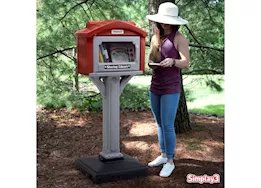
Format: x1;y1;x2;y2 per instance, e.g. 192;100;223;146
160;23;172;30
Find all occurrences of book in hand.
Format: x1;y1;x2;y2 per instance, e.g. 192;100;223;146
148;62;161;66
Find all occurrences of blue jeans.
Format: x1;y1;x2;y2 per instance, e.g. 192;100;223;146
150;91;180;160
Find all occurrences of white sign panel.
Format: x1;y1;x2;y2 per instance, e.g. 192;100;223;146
111;29;124;34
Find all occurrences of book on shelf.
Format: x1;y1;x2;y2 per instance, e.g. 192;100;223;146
99;44;110;62
110;47;130;63
98;42;135;63
98;48;104;63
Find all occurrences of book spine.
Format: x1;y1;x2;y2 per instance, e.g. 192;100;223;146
98;48;104;63
106;43;112;62
99;44;110;62
104;49;109;62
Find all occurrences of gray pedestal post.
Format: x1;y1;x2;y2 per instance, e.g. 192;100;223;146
89;71;142;160
76;71;148;184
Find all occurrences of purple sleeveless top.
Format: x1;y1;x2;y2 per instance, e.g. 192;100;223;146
150;30;181;95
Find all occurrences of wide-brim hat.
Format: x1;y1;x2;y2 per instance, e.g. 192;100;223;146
146;2;188;25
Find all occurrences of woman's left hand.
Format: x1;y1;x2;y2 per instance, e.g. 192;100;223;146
160;58;174;67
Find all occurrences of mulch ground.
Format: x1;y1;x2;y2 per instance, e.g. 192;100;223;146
37;108;224;188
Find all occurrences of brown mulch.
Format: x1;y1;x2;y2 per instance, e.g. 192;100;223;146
37;108;224;188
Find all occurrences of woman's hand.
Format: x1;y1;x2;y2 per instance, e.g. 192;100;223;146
154;26;160;35
148;60;160;70
160;58;174;67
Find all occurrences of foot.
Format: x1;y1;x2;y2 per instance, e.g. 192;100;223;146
148;156;168;167
159;162;175;177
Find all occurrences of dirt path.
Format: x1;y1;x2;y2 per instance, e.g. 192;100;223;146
37;109;224;188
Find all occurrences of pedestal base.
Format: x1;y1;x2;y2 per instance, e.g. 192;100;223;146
75;153;148;184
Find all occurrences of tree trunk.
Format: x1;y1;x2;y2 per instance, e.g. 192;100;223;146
74;60;79;92
73;48;79;92
174;73;191;133
148;0;166;39
148;0;191;134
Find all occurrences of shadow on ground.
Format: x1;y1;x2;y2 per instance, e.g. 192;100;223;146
37;109;224;188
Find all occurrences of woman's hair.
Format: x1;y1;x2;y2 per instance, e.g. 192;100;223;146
155;22;180;38
156;22;165;36
150;23;180;62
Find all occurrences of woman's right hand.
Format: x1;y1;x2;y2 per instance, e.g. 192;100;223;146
154;26;160;34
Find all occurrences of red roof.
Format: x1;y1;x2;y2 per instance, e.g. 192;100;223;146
75;20;147;37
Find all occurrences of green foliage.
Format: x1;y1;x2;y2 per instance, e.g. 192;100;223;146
120;84;151;111
37;84;102;110
37;0;224;115
178;0;224;74
184;88;196;103
37;83;151;112
37;75;223;116
37;0;149;108
205;79;223;92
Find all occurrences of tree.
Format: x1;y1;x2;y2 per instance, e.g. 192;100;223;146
36;0;224;116
36;0;135;107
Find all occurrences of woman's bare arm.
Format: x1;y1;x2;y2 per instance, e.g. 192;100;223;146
148;35;160;69
173;33;190;69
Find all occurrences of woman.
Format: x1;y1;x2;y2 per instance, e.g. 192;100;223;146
146;2;190;177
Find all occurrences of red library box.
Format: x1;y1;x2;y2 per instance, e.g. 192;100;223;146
75;20;148;76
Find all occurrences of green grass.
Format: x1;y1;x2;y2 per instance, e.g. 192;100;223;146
129;75;224;116
188;104;224;117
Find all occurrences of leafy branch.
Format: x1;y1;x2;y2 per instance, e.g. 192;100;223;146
189;43;224;52
61;0;90;20
61;21;76;40
184;25;201;45
37;47;75;61
200;0;221;27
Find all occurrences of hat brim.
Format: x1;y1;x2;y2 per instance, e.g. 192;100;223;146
146;14;188;25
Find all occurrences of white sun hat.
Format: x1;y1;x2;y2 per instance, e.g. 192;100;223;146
146;2;188;25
